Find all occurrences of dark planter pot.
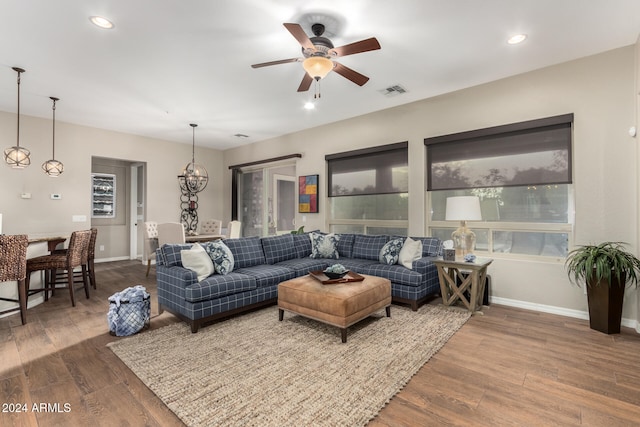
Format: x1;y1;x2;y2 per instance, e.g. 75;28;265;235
586;272;625;334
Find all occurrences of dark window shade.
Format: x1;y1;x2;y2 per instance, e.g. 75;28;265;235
327;142;408;197
425;115;573;191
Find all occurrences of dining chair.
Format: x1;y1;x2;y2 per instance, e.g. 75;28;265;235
25;229;92;307
52;228;98;289
158;222;186;246
200;219;222;235
143;221;159;277
227;220;242;239
0;234;29;325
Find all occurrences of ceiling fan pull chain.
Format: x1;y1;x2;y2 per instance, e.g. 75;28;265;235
314;79;321;99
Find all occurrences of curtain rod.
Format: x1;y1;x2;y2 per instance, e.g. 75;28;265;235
228;153;302;170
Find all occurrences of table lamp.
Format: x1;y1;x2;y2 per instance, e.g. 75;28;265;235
445;196;482;257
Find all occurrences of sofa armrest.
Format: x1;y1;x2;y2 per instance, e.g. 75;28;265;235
157;265;198;303
412;256;438;276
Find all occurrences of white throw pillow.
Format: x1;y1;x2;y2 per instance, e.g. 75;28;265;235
181;243;215;281
398;237;423;269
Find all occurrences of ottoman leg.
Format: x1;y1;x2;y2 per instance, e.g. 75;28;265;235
278;308;284;321
386;306;391;317
341;328;347;343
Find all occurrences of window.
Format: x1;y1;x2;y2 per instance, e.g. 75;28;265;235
230;154;300;237
327;142;408;235
425;114;573;258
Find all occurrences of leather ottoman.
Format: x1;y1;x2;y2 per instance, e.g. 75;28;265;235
277;273;391;343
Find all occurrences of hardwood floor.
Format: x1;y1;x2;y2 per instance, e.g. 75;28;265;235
2;260;640;426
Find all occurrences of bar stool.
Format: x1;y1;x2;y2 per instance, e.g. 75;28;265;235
53;228;98;289
0;234;29;324
25;230;92;307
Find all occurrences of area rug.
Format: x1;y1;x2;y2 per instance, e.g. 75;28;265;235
107;303;471;427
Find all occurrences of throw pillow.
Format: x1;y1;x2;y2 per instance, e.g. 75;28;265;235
309;232;340;259
379;238;404;265
180;243;215;281
203;240;235;275
398;237;423;269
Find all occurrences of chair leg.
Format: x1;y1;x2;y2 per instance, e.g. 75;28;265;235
82;266;90;299
146;260;151;277
89;260;96;289
18;278;27;325
67;268;76;307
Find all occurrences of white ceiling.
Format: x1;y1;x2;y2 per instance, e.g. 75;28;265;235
2;0;640;150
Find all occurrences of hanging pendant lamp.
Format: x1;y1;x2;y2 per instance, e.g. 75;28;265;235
177;123;208;193
42;97;64;177
3;67;31;168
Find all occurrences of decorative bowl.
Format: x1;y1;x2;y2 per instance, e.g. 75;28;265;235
324;270;349;280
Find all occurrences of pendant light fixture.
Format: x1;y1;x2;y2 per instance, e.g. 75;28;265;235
3;67;31;168
177;123;208;193
42;97;64;177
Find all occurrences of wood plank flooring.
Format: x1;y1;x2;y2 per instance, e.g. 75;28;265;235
1;260;640;426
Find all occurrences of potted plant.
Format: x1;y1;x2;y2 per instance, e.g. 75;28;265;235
565;241;640;334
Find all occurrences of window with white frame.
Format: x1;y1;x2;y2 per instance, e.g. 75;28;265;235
327;142;409;235
425;114;574;258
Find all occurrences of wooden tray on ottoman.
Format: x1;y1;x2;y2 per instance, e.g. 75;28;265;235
309;270;365;285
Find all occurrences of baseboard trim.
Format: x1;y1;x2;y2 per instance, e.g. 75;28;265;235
490;296;639;332
95;256;130;264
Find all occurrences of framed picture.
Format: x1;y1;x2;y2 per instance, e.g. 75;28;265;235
298;174;319;213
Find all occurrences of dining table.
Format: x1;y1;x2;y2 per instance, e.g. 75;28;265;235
28;235;67;252
185;234;225;243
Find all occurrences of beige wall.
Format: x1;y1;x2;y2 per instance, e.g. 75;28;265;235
223;45;640;325
0;115;225;259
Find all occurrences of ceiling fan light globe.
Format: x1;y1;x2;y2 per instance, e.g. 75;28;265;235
302;56;333;79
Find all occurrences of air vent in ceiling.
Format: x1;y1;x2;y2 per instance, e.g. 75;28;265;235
379;84;408;97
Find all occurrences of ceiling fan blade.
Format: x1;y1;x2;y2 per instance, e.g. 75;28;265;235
283;23;315;51
330;37;381;57
297;73;313;92
333;62;370;86
251;58;301;68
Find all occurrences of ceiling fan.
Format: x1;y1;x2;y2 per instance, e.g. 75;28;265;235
251;23;381;92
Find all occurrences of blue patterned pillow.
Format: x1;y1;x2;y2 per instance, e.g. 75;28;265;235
202;241;235;275
379;238;404;265
309;232;340;259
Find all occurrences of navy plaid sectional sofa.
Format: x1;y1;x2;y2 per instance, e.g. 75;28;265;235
156;233;442;332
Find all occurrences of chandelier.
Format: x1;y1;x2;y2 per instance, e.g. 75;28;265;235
177;123;208;193
3;67;31;168
42;97;64;177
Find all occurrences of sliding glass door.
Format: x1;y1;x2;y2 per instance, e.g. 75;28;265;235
237;163;296;237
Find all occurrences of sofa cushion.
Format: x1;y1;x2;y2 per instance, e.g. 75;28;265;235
352;235;389;261
379;238;404;265
161;243;193;267
292;233;313;258
398;237;423;269
336;258;380;274
223;236;266;268
234;264;296;288
362;263;424;288
180;243;215;281
310;232;340;259
203;240;235;275
336;233;355;258
411;236;442;257
275;258;329;276
185;272;257;303
262;234;297;264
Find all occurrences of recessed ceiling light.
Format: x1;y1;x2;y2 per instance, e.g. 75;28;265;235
507;34;527;45
90;16;114;29
304;101;315;110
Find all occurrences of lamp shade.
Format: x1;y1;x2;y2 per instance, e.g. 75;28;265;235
445;196;482;221
302;56;333;79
